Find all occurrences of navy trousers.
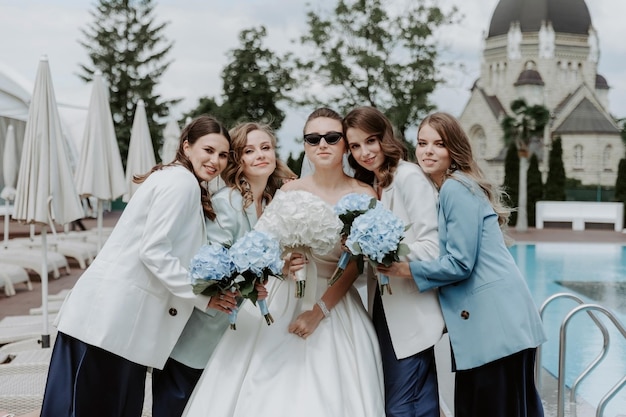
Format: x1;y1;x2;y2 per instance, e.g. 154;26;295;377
40;332;147;417
373;289;440;417
454;348;544;417
151;357;203;417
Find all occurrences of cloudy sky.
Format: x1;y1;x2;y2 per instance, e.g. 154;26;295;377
1;0;624;158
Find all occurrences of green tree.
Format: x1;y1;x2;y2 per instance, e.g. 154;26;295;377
286;151;305;177
526;153;543;227
544;136;566;201
503;142;519;226
615;159;626;227
185;26;293;132
78;0;177;165
295;0;458;150
501;99;550;232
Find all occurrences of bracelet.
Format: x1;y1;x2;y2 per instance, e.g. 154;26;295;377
316;299;330;318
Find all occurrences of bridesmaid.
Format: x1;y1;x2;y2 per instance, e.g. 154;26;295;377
40;116;233;417
343;106;445;417
379;112;546;417
152;122;293;417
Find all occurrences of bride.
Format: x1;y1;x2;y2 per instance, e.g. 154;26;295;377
182;108;385;417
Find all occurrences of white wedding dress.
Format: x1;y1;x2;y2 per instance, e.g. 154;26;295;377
182;244;385;417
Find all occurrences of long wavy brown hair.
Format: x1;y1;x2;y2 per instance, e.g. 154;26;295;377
342;106;407;188
133;115;231;220
418;112;511;228
222;122;296;208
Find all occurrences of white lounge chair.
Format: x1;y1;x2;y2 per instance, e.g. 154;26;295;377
8;237;96;270
0;314;58;345
0;263;31;296
0;248;69;279
29;300;65;316
0;362;49;416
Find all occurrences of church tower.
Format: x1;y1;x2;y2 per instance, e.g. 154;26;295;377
459;0;622;187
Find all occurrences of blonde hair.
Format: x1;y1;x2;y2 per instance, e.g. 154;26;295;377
224;122;296;208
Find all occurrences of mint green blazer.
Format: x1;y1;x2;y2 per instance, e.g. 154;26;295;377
170;187;258;369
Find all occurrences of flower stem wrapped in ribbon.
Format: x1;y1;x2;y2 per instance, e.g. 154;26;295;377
345;204;410;295
255;190;341;300
328;193;380;286
229;230;284;326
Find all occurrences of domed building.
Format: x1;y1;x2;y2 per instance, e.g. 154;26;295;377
459;0;622;187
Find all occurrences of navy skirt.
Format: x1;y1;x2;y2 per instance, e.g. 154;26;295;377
40;332;147;417
454;348;544;417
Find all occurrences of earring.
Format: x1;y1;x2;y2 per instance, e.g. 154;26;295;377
450;161;458;171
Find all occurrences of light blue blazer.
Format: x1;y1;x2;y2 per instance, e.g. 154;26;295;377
170;187;258;369
409;174;547;371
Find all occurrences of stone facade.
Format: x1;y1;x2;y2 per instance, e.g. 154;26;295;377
459;0;622;187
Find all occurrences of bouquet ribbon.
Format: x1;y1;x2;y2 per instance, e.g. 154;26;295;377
292;247;318;312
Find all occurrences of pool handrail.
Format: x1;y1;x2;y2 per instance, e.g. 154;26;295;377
536;293;611;417
558;304;626;417
536;293;609;390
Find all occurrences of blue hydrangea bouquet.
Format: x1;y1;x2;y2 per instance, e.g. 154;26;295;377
189;243;237;296
229;230;284;326
328;193;380;286
345;204;410;294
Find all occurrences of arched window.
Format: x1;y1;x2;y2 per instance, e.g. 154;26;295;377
469;125;487;158
574;145;583;168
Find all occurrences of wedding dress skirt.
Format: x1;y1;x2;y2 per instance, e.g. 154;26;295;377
182;246;385;417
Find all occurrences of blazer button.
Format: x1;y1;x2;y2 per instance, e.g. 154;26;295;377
169;308;178;316
460;310;470;320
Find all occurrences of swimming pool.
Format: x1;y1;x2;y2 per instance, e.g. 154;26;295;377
510;243;626;417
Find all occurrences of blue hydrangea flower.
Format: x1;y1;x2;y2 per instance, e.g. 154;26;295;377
229;230;284;277
346;204;406;264
189;243;235;286
334;193;379;216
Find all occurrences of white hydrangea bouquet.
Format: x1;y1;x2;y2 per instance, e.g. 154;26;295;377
229;230;284;326
255;190;341;298
345;203;410;295
328;193;380;286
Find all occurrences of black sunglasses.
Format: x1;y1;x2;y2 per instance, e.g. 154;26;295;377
303;131;343;146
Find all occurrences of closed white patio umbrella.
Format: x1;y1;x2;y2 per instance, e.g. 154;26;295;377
160;117;180;164
13;56;84;348
1;124;18;247
74;71;126;251
123;99;155;202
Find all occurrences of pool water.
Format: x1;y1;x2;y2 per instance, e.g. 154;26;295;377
510;243;626;416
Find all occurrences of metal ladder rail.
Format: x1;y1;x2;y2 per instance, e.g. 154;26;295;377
557;303;626;417
536;293;610;393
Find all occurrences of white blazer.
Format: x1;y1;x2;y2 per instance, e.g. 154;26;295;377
56;165;210;369
367;160;445;359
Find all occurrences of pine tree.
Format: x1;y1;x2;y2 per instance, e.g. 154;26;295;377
503;142;519;226
544;136;566;201
526;153;543;227
78;0;177;165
